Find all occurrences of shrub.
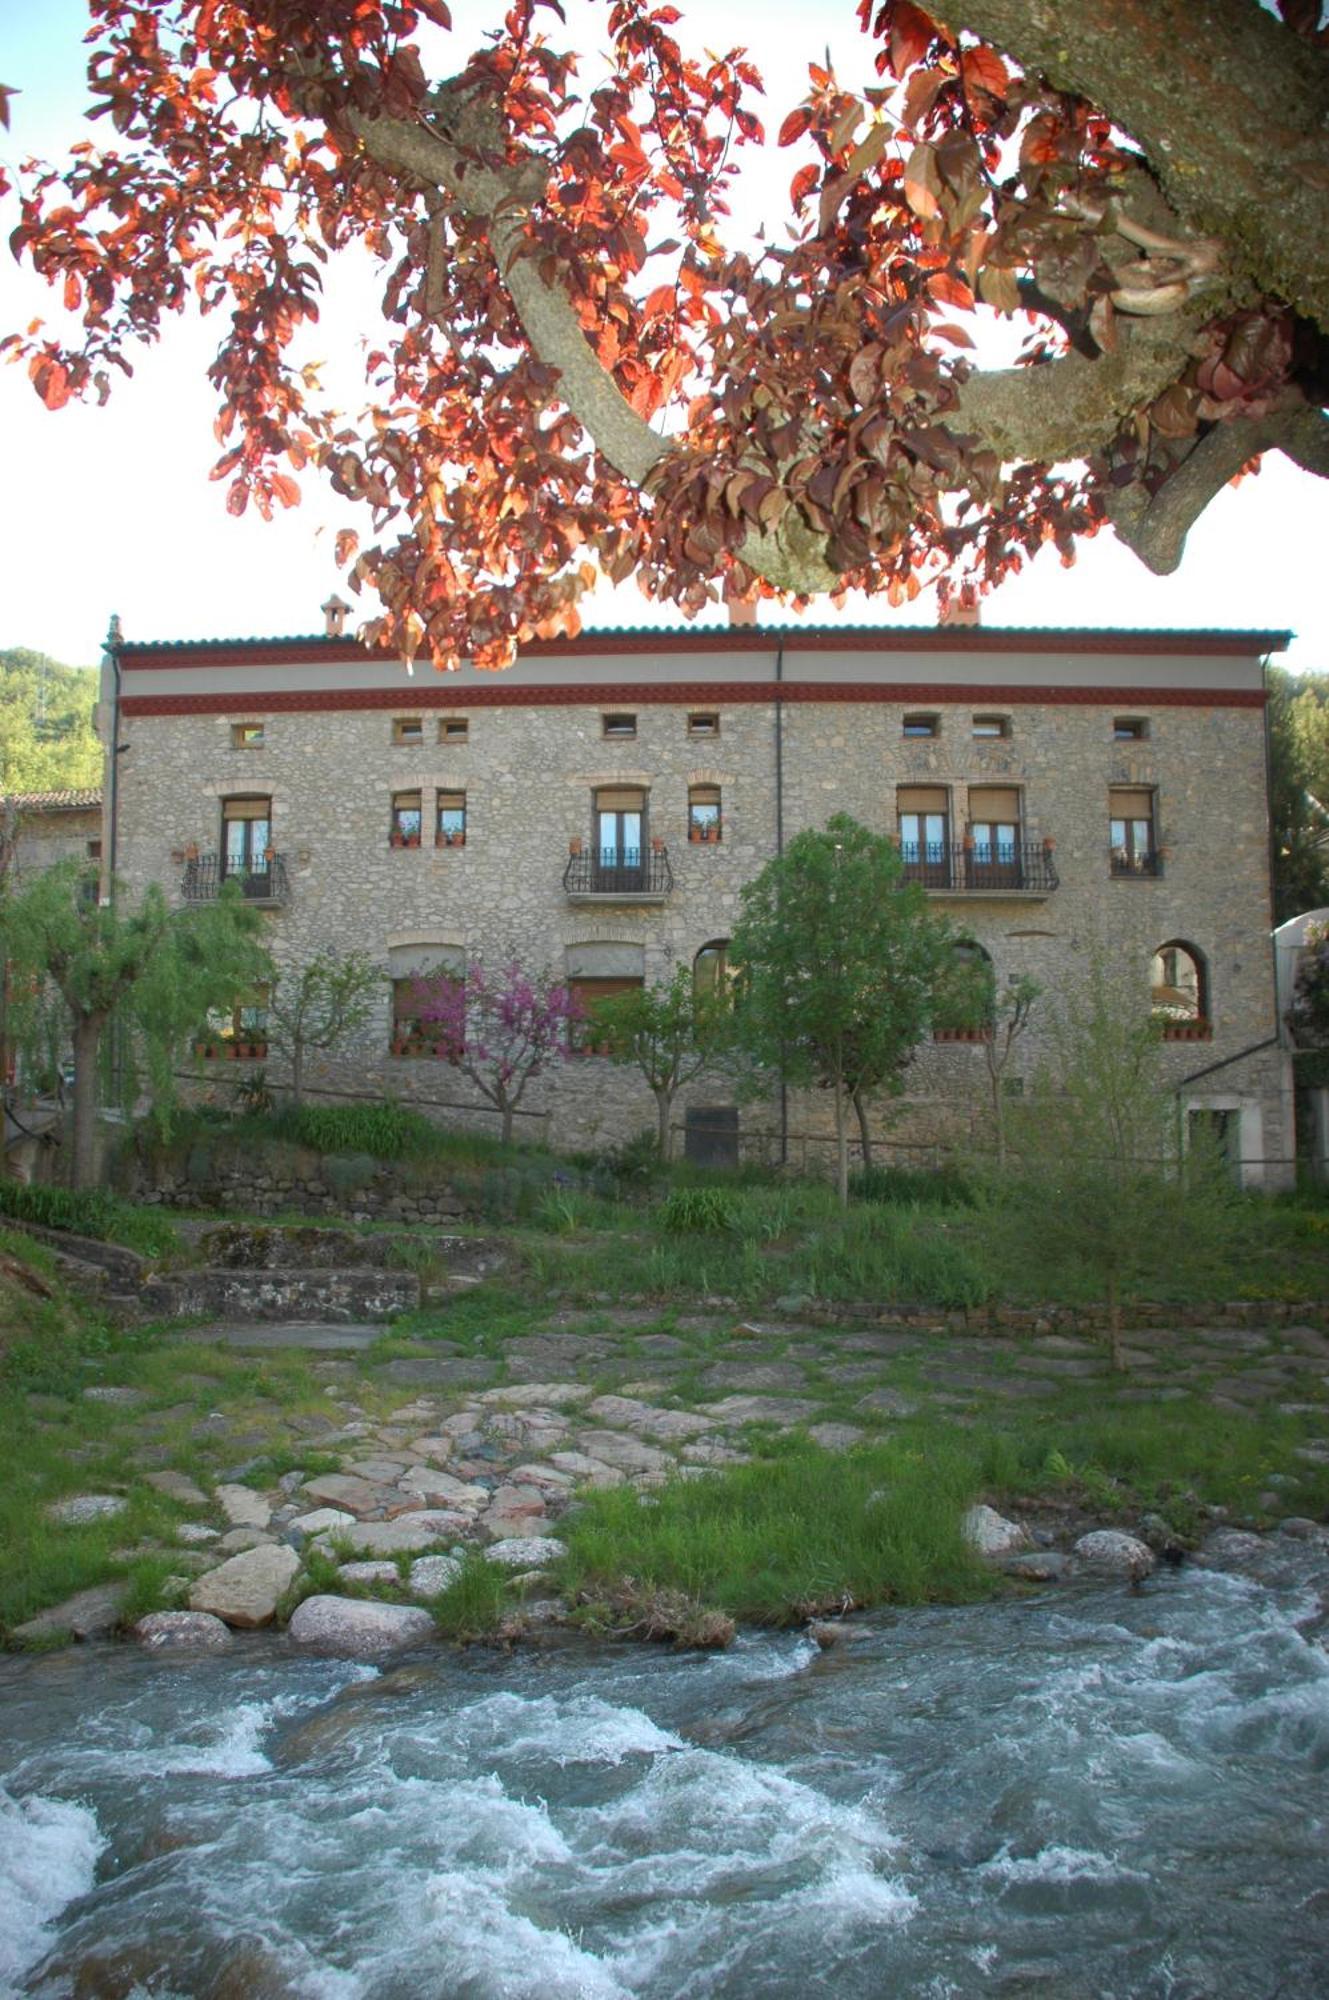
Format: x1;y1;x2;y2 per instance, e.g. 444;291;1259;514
849;1162;975;1208
660;1186;738;1234
0;1181;115;1238
268;1098;427;1159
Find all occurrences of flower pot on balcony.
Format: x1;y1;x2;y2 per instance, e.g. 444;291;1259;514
184;843;199;862
1043;837;1056;852
569;837;583;856
651;837;665;854
689;828;702;843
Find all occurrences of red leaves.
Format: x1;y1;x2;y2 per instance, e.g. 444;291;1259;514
778;106;815;148
902;143;942;220
29;356;71;410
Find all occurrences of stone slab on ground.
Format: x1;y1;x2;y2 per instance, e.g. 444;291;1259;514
288;1595;436;1657
476;1382;594;1409
397;1466;490;1508
189;1544;300;1628
11;1583;126;1644
700;1395;823;1426
143;1471;209;1506
408;1555;463;1597
301;1473;396;1519
484;1536;567;1569
583;1396;717;1440
45;1494;127;1527
215;1483;273;1530
318;1513;470;1558
338;1561;401;1587
177;1321;384;1351
572;1430;673;1476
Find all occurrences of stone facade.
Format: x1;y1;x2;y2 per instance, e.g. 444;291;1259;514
4;788;103;880
104;624;1295;1186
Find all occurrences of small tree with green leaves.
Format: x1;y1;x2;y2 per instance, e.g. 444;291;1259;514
991;956;1240;1369
266;950;381;1104
1;862;269;1187
589;965;734;1162
730;814;957;1206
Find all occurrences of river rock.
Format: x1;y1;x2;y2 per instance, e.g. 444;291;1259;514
998;1551;1070;1582
962;1504;1032;1557
133;1611;234;1652
300;1474;393;1519
398;1466;490;1508
1071;1530;1156;1580
337;1560;401;1587
214;1483;273;1530
189;1544;301;1628
321;1512;469;1558
11;1583;126;1644
45;1494;127;1527
218;1527;277;1554
485;1536;567;1569
288;1595;436;1657
175;1522;220;1545
408;1555;463;1598
287;1507;358;1542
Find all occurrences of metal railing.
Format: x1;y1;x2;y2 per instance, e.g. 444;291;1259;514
899;841;1058;893
181;853;291;905
1110;847;1164;878
563;846;674;899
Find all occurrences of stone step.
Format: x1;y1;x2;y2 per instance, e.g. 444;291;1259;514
140;1265;419;1323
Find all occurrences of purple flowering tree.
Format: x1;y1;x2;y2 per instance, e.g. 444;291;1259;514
409;961;582;1145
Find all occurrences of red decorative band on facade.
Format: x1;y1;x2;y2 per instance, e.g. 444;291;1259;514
122;682;1269;717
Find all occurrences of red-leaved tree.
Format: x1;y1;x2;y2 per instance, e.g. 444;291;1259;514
409;960;582;1143
4;1;1326;667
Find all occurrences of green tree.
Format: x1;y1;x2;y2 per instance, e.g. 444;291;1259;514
992;957;1239;1369
590;965;734;1163
935;947;1042;1167
1267;665;1329;924
266;951;381;1105
730;814;956;1206
1;862;269;1187
0;649;101;795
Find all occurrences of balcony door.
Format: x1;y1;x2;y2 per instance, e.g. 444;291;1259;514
967;787;1022;888
897;787;950;886
222;797;271;895
594;788;645;892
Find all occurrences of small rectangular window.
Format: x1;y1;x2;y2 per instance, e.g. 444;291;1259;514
1114;717;1149;740
688;712;720;738
688;784;722;844
972;714;1010;739
392;717;424;746
436;790;467;847
602;713;637;739
440;717;469;743
391;791;423;846
903;714;939;738
231;722;265;748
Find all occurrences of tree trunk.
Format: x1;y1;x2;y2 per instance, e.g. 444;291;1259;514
655;1085;673;1162
852;1087;872;1177
290;1040;304;1106
500;1094;514;1146
991;1071;1007;1169
70;1011;104;1190
834;1079;849;1209
1106;1269;1125;1372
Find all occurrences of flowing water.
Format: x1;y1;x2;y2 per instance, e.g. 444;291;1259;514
2;1538;1327;2000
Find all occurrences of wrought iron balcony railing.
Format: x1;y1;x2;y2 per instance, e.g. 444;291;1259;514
181;853;291;906
899;841;1059;894
563;846;674;901
1110;847;1164;878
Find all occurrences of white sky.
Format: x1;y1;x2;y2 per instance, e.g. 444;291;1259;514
1;0;1324;671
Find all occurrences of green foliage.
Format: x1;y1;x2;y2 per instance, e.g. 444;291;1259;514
590;966;735;1160
430;1551;509;1639
267;1097;429;1158
1286;924;1329;1048
0;648;101;795
559;1438;992;1624
1267;665;1329;924
660;1186;738;1234
730;814;957;1202
266;950;381;1102
0;1181;179;1259
850;1161;975;1208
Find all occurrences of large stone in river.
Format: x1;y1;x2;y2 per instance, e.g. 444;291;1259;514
134;1610;234;1652
962;1504;1032;1557
1071;1530;1156;1580
189;1543;301;1628
288;1595;436;1657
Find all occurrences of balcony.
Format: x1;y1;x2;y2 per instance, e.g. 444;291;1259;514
900;842;1058;898
181;853;291;907
563;846;674;903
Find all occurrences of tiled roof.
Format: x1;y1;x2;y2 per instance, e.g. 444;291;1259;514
3;788;103;812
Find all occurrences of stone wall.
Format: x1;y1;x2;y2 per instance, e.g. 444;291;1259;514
111;632;1294;1183
114;1133;481;1225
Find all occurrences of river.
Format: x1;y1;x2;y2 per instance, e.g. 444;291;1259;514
2;1533;1326;1999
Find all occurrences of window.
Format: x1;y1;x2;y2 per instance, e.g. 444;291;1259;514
200;985;270;1057
967;786;1022;886
389;943;464;1056
602;713;637;739
934;940;994;1041
688;712;720;738
221;797;273;892
1151;940;1210;1038
439;717;469;744
1114;717;1149;741
1109;787;1158;875
897;786;950;885
903;713;939;738
390;791;423;846
688;784;722;843
565;942;645;1051
231;722;265;749
972;714;1010;739
392;717;424;746
435;790;466;847
592;786;647;888
693;939;734;1001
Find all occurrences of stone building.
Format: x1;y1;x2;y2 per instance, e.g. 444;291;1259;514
102;620;1294;1185
3;787;103;880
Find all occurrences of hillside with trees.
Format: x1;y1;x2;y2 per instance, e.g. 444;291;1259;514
0;649;101;796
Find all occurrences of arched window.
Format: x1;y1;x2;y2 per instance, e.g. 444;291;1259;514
1150;941;1210;1039
935;941;994;1042
693;939;733;999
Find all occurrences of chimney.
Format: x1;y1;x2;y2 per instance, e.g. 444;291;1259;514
727;596;758;628
322;593;350;638
938;582;980;627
